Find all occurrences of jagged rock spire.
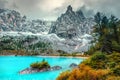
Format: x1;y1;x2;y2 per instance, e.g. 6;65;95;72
76;10;84;16
76;10;85;20
49;5;94;39
66;5;73;14
67;5;72;11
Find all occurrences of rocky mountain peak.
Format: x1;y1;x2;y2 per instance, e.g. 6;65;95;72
66;5;73;12
65;5;85;19
0;7;95;53
49;5;95;39
76;10;84;16
0;9;51;33
76;10;85;20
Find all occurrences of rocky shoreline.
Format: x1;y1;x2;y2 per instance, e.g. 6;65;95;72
19;66;62;74
19;63;79;74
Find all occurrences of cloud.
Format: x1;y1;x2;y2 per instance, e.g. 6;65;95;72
77;5;95;18
82;0;120;18
0;0;8;8
0;0;120;20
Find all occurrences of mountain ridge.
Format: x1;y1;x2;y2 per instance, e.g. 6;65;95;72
0;5;95;53
49;5;95;39
0;9;51;33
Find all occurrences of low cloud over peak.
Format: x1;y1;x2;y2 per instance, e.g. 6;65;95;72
0;0;120;21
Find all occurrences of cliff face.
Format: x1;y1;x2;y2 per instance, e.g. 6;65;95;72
49;5;94;39
0;9;51;33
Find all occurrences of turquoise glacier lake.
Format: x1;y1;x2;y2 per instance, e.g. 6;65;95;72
0;56;84;80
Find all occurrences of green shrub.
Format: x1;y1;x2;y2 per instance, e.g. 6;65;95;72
83;51;108;69
87;42;102;55
30;60;50;69
112;40;120;52
71;53;77;57
108;53;120;65
112;66;120;76
91;51;107;61
109;62;116;68
87;46;96;55
30;62;40;68
59;53;69;56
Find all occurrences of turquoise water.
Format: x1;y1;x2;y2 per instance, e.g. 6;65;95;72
0;56;84;80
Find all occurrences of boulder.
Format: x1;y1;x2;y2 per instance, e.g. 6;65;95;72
69;63;78;68
51;66;62;70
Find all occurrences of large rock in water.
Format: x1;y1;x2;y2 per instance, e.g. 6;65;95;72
69;63;78;68
49;5;95;39
19;66;62;74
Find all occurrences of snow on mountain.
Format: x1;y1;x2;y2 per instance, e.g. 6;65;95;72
49;5;95;39
0;5;96;53
0;9;51;33
48;5;95;53
0;31;93;53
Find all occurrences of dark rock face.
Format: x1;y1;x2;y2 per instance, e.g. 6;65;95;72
69;63;78;68
19;66;62;74
49;5;94;39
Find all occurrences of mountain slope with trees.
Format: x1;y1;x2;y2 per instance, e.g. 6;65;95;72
57;12;120;80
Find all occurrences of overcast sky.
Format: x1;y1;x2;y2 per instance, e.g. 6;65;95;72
0;0;120;21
